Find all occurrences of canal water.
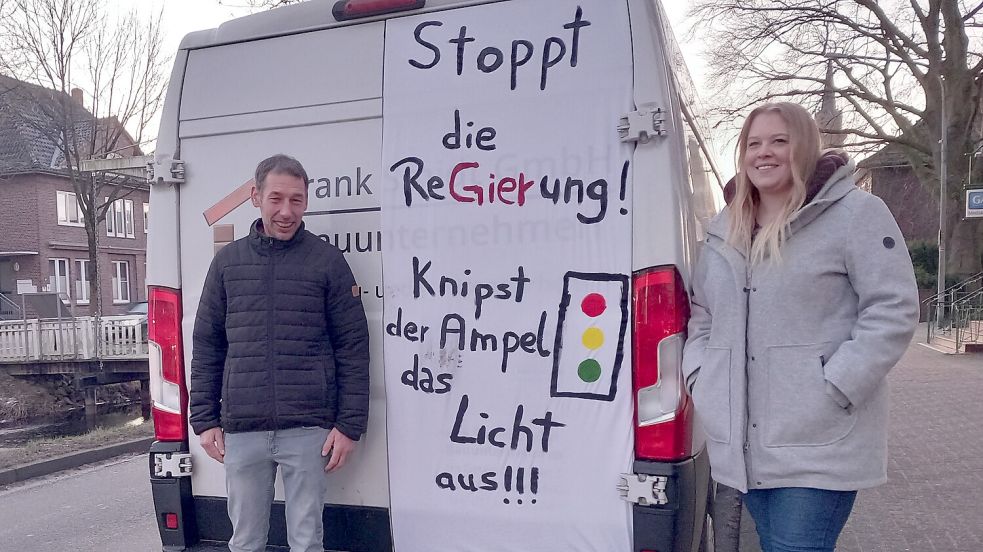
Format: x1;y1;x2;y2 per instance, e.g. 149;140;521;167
0;402;146;447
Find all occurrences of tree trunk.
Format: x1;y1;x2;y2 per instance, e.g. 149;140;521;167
911;144;982;283
85;218;103;362
94;229;103;363
947;215;983;277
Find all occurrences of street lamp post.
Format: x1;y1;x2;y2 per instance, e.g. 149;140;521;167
936;75;947;328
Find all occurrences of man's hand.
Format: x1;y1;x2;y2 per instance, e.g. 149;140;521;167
200;427;226;463
322;428;355;473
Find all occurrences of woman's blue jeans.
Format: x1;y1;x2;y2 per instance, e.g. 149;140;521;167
743;487;857;552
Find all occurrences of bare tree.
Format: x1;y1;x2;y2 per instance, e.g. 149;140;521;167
691;0;983;276
218;0;302;9
0;0;167;326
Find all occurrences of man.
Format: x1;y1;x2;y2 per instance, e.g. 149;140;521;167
190;154;370;552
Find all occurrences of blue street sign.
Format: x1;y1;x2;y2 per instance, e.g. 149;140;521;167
968;189;983;218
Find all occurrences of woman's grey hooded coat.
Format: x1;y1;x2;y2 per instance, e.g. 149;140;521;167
682;158;919;493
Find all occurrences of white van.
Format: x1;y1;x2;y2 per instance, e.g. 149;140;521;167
146;1;724;551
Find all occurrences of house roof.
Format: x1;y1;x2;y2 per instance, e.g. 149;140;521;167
858;144;911;169
857;118;938;170
0;74;100;176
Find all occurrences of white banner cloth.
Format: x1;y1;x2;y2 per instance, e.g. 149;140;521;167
381;1;636;549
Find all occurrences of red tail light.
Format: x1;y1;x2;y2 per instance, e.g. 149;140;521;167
333;0;425;20
632;266;693;461
164;513;179;530
149;286;188;442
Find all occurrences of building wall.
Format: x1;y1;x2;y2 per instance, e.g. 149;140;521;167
869;166;940;244
0;174;44;294
0;171;148;316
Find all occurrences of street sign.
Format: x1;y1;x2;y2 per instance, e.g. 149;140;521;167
967;189;983;218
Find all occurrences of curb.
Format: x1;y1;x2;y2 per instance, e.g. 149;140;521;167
0;436;154;486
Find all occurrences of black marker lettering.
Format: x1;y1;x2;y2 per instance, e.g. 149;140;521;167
540;37;566;90
449;26;476;76
481;472;498;491
450;394;477;445
510;40;534;91
436;472;456;490
409;21;442;69
563;7;591;67
580;178;608;224
412;256;435;298
478;46;504;73
389;156;426;206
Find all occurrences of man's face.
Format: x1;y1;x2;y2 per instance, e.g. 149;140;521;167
251;171;308;241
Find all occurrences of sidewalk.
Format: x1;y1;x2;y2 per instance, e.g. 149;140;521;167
739;328;983;551
0;436;153;486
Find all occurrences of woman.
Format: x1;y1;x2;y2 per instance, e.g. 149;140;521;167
682;102;919;552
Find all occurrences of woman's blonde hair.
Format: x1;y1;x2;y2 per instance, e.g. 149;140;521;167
728;102;822;265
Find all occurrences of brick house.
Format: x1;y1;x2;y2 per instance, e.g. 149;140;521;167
811;61;940;245
856;146;940;244
0;75;148;318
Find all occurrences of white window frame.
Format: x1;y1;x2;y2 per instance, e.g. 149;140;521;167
75;259;90;304
106;198;135;238
143;202;149;233
56;191;84;226
48;258;70;298
124;200;134;237
112;260;130;304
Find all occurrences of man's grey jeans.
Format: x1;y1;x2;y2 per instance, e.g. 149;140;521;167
224;426;330;552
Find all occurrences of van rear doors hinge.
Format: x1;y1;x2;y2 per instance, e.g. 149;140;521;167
617;473;670;506
152;451;192;477
618;107;667;144
148;157;186;185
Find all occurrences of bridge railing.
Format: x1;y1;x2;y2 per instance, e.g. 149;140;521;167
0;316;147;362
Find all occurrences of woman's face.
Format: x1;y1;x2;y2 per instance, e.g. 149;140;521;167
743;112;794;196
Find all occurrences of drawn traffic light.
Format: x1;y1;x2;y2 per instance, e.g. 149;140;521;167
551;272;629;401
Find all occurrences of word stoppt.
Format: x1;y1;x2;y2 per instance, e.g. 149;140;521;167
408;7;591;91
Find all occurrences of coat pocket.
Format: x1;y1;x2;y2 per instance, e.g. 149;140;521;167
691;346;732;444
764;343;857;447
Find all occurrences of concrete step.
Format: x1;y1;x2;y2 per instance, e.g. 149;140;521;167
919;341;960;354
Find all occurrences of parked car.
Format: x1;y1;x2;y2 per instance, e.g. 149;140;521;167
127;301;148;342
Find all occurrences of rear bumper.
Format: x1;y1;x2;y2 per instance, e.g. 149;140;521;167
149;436;391;551
149;441;199;551
632;447;711;552
149;444;707;552
193;496;392;551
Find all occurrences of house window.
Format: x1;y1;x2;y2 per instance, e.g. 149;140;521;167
106;198;135;238
48;258;70;299
143;202;149;233
112;260;130;303
56;191;83;226
75;259;90;304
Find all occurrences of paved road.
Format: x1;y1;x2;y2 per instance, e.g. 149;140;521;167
2;329;978;552
0;454;160;552
739;329;983;551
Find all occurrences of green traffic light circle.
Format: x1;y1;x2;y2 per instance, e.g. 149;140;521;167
578;359;602;382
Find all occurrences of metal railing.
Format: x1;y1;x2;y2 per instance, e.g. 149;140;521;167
0;315;147;362
0;292;21;320
925;271;983;352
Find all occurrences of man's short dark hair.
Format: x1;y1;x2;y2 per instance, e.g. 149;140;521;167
255;154;309;192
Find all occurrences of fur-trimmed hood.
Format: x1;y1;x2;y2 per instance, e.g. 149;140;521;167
722;150;849;206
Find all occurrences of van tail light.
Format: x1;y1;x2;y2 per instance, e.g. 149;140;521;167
632;266;693;462
149;286;188;442
333;0;425;20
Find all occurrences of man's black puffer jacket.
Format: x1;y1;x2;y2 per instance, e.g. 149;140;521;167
189;220;370;439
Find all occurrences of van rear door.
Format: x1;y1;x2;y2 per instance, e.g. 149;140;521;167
175;19;392;545
379;1;637;550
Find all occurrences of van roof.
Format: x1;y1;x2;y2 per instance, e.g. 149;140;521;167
179;0;502;50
